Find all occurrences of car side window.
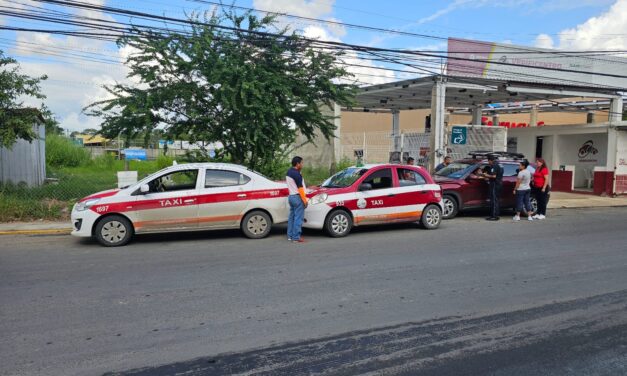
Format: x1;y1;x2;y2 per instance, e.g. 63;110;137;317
205;169;251;188
502;164;519;177
148;170;198;193
362;168;393;190
397;168;427;186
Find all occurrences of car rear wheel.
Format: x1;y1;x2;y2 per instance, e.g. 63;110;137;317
241;210;272;239
95;215;133;247
421;204;442;230
325;209;353;238
442;194;458;219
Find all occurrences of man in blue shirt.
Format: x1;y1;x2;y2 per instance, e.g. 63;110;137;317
286;156;308;243
435;156;452;172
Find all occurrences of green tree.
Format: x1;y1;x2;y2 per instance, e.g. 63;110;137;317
0;50;49;148
85;9;355;172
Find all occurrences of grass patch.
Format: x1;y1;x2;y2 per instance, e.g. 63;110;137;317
0;158;165;222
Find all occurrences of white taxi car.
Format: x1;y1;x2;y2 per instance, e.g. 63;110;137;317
71;163;289;246
304;164;443;237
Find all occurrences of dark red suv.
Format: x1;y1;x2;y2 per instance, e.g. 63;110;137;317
433;153;544;219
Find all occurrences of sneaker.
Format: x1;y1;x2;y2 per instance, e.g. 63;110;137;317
292;238;306;243
287;238;292;241
538;214;546;220
527;216;534;221
532;214;540;219
513;215;520;221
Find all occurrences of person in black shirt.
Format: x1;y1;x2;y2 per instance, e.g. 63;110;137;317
483;155;503;221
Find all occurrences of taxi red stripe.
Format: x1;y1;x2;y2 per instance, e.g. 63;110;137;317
89;188;289;215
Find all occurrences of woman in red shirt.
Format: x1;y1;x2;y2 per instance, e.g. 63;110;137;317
532;158;550;219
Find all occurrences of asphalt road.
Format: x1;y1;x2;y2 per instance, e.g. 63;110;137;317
1;207;627;376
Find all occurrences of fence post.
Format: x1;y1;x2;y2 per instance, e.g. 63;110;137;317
362;132;366;162
400;133;405;163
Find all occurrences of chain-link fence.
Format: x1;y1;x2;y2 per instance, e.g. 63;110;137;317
339;126;507;167
446;125;507;160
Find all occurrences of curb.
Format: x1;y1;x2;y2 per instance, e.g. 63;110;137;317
0;229;71;236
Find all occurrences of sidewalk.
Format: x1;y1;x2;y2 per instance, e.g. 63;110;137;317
547;191;627;209
1;193;626;235
0;220;71;235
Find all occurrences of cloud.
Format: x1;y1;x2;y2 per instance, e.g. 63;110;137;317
3;1;134;132
254;0;396;86
252;0;345;38
534;33;554;49
554;0;627;50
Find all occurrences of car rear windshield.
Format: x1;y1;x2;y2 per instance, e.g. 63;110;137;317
435;162;475;179
321;167;368;188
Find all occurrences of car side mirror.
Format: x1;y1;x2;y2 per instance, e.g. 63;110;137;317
359;183;372;191
140;184;150;193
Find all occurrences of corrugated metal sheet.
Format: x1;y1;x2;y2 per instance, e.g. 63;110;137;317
0;124;46;187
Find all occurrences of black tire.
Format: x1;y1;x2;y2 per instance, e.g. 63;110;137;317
241;210;272;239
324;209;353;238
441;194;459;219
421;204;442;230
94;215;134;247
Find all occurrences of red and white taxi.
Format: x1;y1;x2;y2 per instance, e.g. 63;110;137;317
304;164;443;237
71;163;289;246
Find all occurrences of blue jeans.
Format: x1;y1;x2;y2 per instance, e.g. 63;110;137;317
288;195;305;240
516;189;532;213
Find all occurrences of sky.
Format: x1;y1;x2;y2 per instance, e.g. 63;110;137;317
0;0;626;132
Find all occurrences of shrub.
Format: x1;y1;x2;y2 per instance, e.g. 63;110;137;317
46;134;90;168
156;155;174;169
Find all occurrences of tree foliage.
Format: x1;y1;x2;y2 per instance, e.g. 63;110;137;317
85;9;355;171
0;50;50;148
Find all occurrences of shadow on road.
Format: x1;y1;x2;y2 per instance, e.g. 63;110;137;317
106;289;627;376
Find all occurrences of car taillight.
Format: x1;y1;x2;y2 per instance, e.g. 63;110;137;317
434;192;442;198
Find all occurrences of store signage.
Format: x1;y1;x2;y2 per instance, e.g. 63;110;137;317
124;149;147;161
451;126;467;145
447;38;627;89
578;140;598;162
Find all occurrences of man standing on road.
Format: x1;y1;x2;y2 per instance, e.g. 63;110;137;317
286;156;308;243
484;154;503;221
435;156;451;172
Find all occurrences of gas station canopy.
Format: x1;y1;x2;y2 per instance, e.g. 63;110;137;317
349;75;622;113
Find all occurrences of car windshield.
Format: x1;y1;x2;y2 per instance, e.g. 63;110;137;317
321;167;368;188
435;162;475;179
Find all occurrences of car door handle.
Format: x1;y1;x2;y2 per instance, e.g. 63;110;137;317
387;193;396;197
184;199;196;204
237;194;247;198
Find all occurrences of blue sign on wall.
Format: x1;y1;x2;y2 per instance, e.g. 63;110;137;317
451;126;467;145
124;149;147;161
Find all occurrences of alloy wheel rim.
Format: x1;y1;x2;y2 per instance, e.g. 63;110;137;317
331;214;349;234
247;215;268;235
101;220;126;243
425;208;440;226
443;198;454;216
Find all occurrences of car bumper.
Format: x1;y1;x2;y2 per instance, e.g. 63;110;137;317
303;203;332;229
71;208;100;237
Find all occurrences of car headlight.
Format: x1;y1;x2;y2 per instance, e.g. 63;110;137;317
75;198;101;212
309;193;328;205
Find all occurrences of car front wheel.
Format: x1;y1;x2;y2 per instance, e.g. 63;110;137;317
325;209;353;237
421;204;442;230
441;194;458;219
95;215;134;247
241;210;272;239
